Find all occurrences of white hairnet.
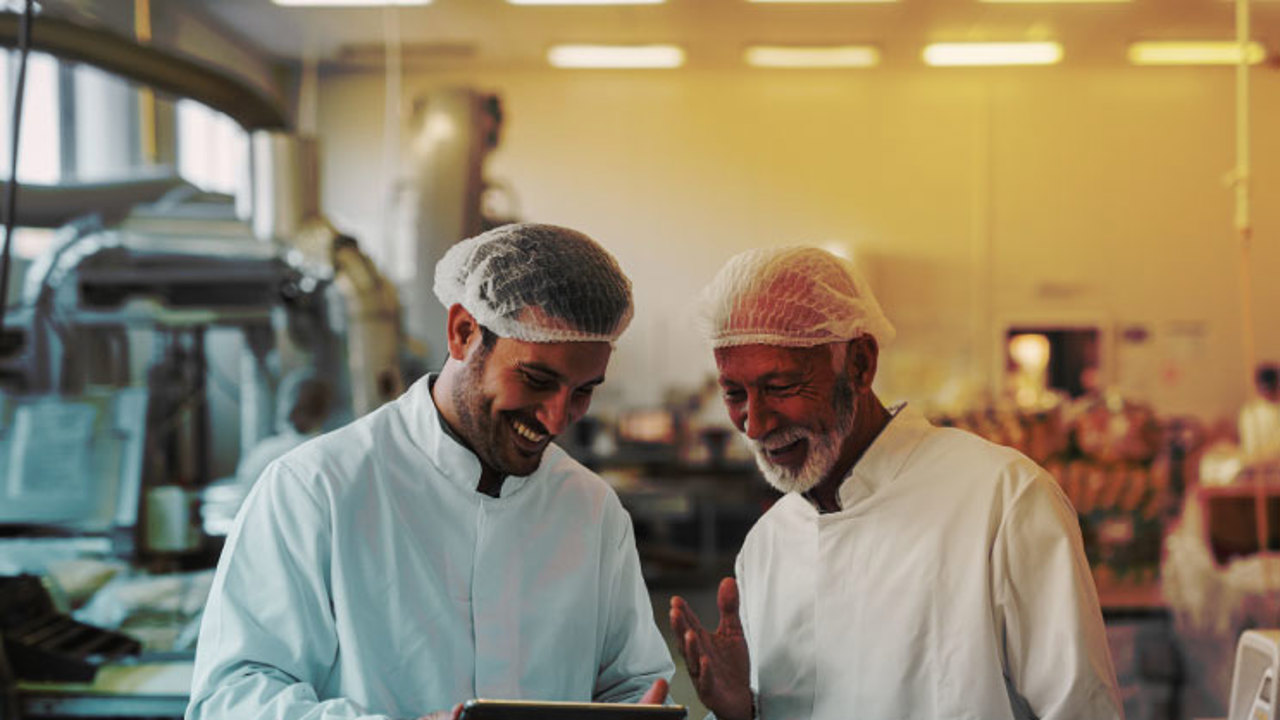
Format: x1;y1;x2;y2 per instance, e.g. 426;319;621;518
703;246;895;349
433;223;634;343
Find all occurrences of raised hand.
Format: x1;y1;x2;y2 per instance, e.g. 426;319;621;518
669;577;753;720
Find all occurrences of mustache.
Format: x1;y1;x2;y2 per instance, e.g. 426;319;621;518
752;427;812;453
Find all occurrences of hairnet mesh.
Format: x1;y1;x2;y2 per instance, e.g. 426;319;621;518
703;246;895;349
433;223;634;343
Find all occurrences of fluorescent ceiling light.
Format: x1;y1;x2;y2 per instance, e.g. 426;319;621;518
509;0;663;4
980;0;1129;3
745;45;879;68
922;42;1063;67
1128;41;1267;66
548;44;685;68
272;0;430;5
747;1;897;4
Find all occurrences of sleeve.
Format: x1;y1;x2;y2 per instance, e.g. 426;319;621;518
1240;404;1257;458
733;552;760;720
186;462;393;720
591;503;676;703
992;467;1124;720
733;552;760;702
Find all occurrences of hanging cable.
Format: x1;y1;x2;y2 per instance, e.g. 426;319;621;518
1228;0;1278;626
1235;0;1256;378
380;4;404;273
0;0;35;336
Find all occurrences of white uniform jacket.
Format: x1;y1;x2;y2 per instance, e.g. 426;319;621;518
736;406;1122;720
1239;397;1280;462
188;376;674;720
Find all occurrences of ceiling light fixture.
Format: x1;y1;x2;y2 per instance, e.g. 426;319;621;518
746;0;897;4
744;45;879;68
1128;41;1267;66
980;0;1130;4
271;0;430;6
509;0;664;5
922;42;1063;67
547;44;685;68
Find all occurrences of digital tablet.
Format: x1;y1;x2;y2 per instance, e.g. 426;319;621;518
458;699;687;720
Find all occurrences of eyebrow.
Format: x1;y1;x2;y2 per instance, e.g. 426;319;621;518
519;362;606;388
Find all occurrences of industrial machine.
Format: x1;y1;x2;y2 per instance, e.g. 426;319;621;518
1230;630;1280;720
0;11;506;718
0;133;406;560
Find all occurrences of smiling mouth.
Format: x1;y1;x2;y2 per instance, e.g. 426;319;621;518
762;437;807;466
509;415;549;448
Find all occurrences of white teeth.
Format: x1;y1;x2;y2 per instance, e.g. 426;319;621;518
762;437;804;455
511;418;547;443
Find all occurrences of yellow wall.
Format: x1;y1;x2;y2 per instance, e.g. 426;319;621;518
315;65;1280;422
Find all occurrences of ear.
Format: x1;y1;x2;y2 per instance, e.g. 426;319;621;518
445;304;483;361
845;335;880;391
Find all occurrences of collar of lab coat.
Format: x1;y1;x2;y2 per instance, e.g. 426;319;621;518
834;403;932;513
400;373;533;500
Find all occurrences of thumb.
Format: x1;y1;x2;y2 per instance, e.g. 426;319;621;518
717;577;742;633
639;677;669;705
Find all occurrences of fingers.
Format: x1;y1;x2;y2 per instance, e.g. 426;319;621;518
669;599;702;671
679;633;715;701
670;595;707;635
670;596;712;678
669;606;694;669
682;628;703;674
639;678;669;705
451;703;464;720
668;599;689;643
694;653;718;698
716;577;743;634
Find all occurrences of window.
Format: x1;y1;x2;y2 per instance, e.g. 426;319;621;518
71;63;141;182
0;50;61;184
176;98;248;195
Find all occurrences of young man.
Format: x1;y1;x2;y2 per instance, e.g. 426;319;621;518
670;246;1121;720
189;224;673;720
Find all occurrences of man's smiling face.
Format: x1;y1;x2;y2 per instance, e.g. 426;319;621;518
452;333;611;478
714;342;856;494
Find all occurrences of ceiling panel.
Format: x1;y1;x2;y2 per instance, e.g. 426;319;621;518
181;0;1280;71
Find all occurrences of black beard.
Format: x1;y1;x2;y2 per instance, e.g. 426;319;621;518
451;348;541;478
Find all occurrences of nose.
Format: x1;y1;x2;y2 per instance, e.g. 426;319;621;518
742;393;776;441
537;390;573;437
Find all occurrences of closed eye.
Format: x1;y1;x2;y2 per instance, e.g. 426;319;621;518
519;370;556;391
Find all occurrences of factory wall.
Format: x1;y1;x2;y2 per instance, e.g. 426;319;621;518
314;65;1280;424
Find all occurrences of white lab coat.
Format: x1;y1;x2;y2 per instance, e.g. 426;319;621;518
736;406;1122;720
188;375;673;720
1239;397;1280;462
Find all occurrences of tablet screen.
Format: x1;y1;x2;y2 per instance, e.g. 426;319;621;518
458;699;687;720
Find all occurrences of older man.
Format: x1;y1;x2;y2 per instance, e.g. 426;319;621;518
190;224;673;720
670;247;1121;720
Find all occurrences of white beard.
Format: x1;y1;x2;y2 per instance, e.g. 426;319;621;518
749;405;856;495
